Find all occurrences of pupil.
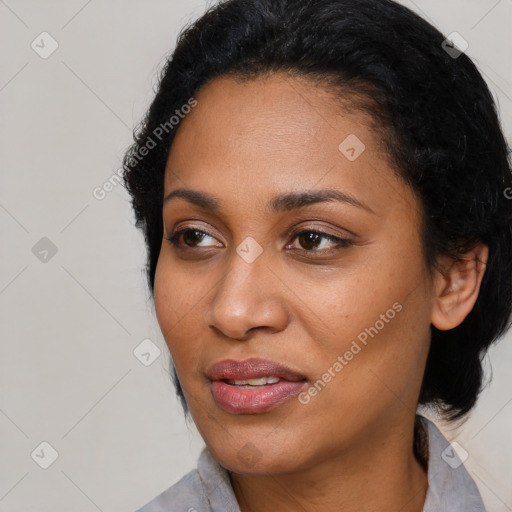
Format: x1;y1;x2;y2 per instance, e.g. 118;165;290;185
184;230;205;246
299;232;320;250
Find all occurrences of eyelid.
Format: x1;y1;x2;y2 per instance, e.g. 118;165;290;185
166;220;223;242
167;217;353;240
166;226;223;247
287;223;353;240
285;228;352;251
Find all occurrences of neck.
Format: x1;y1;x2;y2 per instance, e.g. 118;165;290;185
229;417;428;512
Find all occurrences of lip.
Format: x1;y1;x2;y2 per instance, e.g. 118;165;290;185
207;358;306;382
207;358;307;414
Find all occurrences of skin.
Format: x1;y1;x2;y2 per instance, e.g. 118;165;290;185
153;72;488;512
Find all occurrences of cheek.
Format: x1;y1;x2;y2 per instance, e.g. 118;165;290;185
298;249;425;346
153;251;208;383
153;253;175;336
299;240;431;402
316;288;431;421
154;252;194;361
154;248;204;335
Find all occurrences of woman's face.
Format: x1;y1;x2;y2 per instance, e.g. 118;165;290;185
154;73;435;474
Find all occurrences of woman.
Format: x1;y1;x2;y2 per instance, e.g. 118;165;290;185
123;0;512;510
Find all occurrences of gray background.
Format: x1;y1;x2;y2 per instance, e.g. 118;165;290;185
0;1;511;511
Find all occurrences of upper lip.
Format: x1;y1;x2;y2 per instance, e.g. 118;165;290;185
207;358;306;382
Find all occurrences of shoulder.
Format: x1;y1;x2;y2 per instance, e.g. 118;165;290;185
134;446;240;512
419;415;487;512
134;467;209;512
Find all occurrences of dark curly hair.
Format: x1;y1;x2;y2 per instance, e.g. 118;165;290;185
122;0;512;420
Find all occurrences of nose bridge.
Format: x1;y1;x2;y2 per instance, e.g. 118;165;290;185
207;242;288;339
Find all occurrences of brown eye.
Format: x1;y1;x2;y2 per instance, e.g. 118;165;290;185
166;228;221;248
297;232;323;251
289;230;352;253
182;230;208;247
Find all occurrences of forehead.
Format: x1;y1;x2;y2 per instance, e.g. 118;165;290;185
170;72;376;157
164;73;416;219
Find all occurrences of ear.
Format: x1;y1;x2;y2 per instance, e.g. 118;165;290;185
431;244;488;331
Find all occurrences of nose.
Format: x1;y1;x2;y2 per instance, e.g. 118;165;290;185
205;248;289;341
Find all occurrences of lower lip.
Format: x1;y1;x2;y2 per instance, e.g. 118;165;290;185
210;380;307;414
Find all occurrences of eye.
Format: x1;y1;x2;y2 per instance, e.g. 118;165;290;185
165;227;352;254
165;228;222;249
287;229;352;253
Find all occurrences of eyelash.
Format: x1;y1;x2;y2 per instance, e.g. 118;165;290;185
165;227;352;255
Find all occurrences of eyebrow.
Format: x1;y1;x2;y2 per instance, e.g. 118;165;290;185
163;188;375;214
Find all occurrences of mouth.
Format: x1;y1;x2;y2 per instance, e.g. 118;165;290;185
207;358;307;414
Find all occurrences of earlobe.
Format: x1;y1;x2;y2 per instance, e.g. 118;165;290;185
431;244;488;331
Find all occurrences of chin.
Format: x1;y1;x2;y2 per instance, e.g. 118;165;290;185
206;438;304;476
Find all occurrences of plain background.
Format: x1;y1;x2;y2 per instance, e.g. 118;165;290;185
0;1;511;511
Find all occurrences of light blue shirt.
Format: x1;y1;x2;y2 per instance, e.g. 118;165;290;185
136;416;486;511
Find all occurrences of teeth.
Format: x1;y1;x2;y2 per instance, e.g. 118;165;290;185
229;376;280;386
247;377;268;386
